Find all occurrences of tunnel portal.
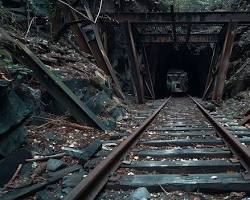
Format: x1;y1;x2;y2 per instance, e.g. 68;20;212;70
145;44;213;99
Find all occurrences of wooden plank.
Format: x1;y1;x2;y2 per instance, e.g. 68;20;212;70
0;149;31;186
142;44;155;99
213;22;236;103
150;127;213;131
1;165;81;200
123;22;145;103
120;160;241;172
202;42;222;99
101;12;250;24
109;173;250;192
66;3;125;100
140;138;250;146
136;148;231;158
0;28;108;130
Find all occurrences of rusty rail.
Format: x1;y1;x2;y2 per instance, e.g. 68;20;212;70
190;96;250;179
64;98;171;200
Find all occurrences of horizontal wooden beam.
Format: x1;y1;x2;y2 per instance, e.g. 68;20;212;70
139;34;220;43
101;12;250;24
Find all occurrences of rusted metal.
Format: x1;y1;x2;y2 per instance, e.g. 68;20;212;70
212;22;236;103
64;98;170;200
124;22;145;103
241;115;250;126
100;12;250;24
190;96;250;179
139;34;219;43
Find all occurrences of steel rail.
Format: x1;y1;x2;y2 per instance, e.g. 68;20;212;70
64;97;171;200
190;96;250;179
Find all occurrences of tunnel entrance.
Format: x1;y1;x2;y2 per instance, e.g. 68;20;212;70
145;44;213;99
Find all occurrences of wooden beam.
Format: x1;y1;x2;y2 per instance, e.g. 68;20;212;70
212;22;236;103
139;34;219;43
186;24;192;42
63;1;125;100
124;22;145;103
68;9;92;54
101;12;250;24
202;42;222;99
142;44;155;99
171;5;177;42
82;1;125;100
0;28;109;131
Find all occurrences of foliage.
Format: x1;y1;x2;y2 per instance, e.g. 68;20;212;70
160;0;236;11
27;0;56;17
0;49;32;83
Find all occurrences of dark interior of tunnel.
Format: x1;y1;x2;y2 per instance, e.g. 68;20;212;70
145;44;213;99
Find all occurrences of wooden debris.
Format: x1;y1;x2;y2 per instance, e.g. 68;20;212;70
0;165;81;200
25;153;66;162
3;164;22;190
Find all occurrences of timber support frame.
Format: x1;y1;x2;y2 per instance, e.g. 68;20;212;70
212;22;236;103
124;22;145;103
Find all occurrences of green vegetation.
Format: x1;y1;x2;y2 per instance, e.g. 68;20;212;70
160;0;238;11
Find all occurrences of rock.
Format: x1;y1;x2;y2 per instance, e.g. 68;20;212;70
62;173;84;188
36;191;57;200
84;139;102;159
128;187;150;200
205;103;216;112
62;187;72;195
46;159;66;172
62;140;102;163
62;147;88;161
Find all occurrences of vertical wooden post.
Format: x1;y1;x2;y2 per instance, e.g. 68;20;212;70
124;22;145;103
65;1;125;100
212;22;236;103
171;5;177;42
202;42;221;99
142;44;155;99
68;10;92;54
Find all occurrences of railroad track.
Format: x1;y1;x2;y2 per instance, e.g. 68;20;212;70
65;96;250;200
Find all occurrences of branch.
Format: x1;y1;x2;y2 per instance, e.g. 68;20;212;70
57;0;95;24
94;0;103;23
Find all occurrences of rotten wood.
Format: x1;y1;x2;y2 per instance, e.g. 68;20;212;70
123;22;145;103
3;164;22;190
142;44;155;99
0;28;108;130
65;1;125;100
241;115;250;126
212;22;236;103
25;153;66;162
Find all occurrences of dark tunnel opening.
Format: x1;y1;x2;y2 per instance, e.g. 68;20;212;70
145;44;213;99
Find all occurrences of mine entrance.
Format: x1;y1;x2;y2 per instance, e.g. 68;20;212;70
145;44;213;99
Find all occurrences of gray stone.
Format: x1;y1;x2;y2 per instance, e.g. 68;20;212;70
47;159;66;172
128;187;150;200
62;187;73;194
62;174;83;188
36;191;56;200
63;140;102;163
62;147;89;161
